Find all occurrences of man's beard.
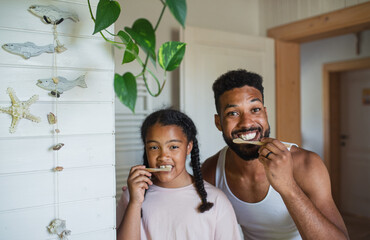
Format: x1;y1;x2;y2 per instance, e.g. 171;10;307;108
222;126;270;161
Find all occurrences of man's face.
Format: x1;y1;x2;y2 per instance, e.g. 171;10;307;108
215;86;270;161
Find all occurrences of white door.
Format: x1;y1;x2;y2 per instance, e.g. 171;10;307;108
340;69;370;219
180;26;275;166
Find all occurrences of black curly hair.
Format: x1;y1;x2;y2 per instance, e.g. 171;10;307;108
213;69;264;114
140;108;214;213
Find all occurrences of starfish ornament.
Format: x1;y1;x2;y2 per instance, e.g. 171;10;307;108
0;87;41;133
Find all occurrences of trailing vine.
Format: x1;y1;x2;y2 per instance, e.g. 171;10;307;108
88;0;187;112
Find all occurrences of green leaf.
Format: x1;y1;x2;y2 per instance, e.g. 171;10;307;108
166;0;187;28
125;18;156;66
93;0;121;34
122;40;139;64
114;72;137;112
117;30;131;44
158;41;186;71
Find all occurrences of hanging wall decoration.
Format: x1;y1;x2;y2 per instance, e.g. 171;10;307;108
26;4;79;239
36;75;87;98
28;5;80;53
1;42;55;59
28;5;80;24
0;87;41;133
47;219;71;240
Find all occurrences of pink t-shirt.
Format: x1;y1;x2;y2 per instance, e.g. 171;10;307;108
117;181;242;240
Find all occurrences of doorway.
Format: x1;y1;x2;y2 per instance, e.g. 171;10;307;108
324;58;370;239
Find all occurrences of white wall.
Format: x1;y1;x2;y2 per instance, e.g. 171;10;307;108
0;0;116;239
259;0;370;36
301;30;370;157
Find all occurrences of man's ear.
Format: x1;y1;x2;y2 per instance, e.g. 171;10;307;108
187;141;193;155
264;106;268;119
214;114;222;131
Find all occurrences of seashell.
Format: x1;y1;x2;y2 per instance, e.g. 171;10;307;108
52;77;59;84
47;218;71;238
55;129;60;133
47;112;57;124
53;143;64;150
53;166;64;171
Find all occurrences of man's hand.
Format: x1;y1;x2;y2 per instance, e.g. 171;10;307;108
258;138;297;195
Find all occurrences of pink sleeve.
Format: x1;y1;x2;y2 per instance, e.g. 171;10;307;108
214;192;243;240
116;188;130;228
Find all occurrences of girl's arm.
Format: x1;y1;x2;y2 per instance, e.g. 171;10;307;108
117;165;152;240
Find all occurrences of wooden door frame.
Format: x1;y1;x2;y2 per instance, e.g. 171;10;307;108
323;57;370;207
267;2;370;175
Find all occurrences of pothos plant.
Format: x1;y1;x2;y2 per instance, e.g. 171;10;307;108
87;0;187;113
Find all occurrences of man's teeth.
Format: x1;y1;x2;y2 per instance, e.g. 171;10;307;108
240;132;256;140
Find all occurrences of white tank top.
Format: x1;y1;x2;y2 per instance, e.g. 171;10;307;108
215;146;302;240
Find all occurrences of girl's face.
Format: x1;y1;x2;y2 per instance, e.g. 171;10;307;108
145;123;193;188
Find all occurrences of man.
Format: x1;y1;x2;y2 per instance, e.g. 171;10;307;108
201;69;349;239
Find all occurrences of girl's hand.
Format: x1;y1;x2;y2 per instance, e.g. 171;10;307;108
127;165;153;205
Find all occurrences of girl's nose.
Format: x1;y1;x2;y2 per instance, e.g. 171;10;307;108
158;149;170;160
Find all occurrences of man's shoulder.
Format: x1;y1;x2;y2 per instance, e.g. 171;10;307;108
291;146;323;170
201;151;221;186
291;146;328;187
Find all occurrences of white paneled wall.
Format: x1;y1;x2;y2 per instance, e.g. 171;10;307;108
0;0;116;239
259;0;370;35
115;79;152;202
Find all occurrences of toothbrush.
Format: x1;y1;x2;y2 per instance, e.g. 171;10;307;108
232;138;296;148
145;166;172;172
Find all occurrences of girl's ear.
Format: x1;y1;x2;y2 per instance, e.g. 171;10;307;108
187;141;193;155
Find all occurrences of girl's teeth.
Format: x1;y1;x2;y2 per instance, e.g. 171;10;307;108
159;165;172;169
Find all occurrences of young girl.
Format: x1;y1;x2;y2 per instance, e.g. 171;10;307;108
116;109;241;240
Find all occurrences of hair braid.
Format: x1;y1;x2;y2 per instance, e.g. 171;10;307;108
191;138;214;212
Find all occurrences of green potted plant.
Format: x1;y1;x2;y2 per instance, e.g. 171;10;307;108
88;0;187;112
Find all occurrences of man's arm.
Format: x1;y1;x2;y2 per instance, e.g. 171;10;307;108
285;151;349;240
259;139;349;239
201;153;219;185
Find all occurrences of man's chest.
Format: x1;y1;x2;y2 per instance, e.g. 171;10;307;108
226;173;270;203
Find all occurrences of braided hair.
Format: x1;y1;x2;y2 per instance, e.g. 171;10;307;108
140;108;214;213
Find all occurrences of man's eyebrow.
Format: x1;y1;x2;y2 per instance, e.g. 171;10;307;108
251;98;262;103
223;98;262;111
224;104;238;111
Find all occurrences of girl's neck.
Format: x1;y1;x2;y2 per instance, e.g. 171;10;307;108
153;173;193;188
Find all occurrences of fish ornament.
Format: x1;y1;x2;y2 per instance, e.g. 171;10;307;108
28;5;79;25
2;42;54;59
0;88;41;133
36;75;87;97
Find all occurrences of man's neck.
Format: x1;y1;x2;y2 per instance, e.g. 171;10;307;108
225;147;265;180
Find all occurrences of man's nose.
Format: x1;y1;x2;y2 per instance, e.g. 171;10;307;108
237;113;254;128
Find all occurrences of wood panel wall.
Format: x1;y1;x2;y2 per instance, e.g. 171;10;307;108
0;0;116;239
